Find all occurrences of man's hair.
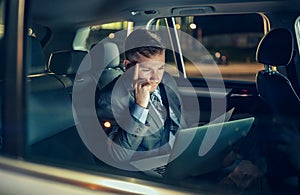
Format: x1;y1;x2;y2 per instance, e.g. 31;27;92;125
124;28;165;64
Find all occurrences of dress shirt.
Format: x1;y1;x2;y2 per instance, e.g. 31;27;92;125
131;87;178;148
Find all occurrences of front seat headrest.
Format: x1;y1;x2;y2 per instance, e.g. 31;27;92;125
27;36;46;74
90;42;120;69
48;50;88;75
256;28;293;67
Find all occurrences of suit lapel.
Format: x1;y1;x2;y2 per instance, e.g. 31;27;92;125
164;84;188;129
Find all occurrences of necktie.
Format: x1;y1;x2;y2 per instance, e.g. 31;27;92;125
151;87;180;149
150;92;167;124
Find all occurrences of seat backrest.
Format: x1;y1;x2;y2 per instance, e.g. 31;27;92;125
48;50;88;89
256;28;300;118
255;29;300;187
26;36;95;164
26;36;75;146
48;50;88;76
27;36;47;74
89;41;124;89
71;41;124;132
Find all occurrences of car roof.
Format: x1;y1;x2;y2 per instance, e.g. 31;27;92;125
30;0;300;29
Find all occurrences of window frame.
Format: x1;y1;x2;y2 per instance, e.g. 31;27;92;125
149;13;269;83
1;0;27;156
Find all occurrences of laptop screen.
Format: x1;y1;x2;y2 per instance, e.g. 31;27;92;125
164;117;255;181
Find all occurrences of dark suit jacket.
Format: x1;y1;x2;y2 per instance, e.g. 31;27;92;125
97;72;188;162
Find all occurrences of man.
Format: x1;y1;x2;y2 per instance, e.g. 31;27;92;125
97;28;189;163
96;29;264;190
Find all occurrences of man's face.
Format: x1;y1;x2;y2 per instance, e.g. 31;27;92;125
135;52;165;92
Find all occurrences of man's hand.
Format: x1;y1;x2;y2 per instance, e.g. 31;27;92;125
220;160;263;189
276;121;300;173
132;64;151;108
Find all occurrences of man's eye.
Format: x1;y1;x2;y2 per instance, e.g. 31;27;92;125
141;69;151;72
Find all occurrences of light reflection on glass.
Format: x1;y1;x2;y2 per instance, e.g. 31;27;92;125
98;179;157;194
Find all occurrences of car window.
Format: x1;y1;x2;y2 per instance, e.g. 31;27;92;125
157;14;265;82
0;0;4;39
152;18;181;77
1;0;300;193
296;17;300;56
74;21;132;51
0;0;4;152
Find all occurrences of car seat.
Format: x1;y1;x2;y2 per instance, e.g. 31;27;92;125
89;41;124;89
71;41;124;119
48;50;88;93
255;28;300;192
256;28;300;120
26;36;95;165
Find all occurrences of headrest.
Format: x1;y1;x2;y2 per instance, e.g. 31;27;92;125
27;36;46;74
48;50;88;75
256;28;293;67
90;42;120;69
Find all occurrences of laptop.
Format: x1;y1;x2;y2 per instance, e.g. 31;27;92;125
129;108;235;173
130;115;254;181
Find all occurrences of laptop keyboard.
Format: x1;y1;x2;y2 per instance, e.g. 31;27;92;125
152;165;167;176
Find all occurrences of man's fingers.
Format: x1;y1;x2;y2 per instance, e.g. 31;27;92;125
138;82;152;92
141;81;151;87
133;63;139;81
134;79;149;87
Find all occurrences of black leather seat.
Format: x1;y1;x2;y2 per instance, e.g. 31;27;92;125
255;28;300;192
89;41;124;89
71;41;124;119
26;36;74;145
256;28;300;119
48;43;124;93
26;36;95;165
48;50;88;76
70;42;125;166
48;50;88;91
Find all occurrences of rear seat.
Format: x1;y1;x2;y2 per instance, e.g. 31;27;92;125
48;50;88;93
26;36;95;165
69;41;124;123
48;42;124;93
39;41;124;165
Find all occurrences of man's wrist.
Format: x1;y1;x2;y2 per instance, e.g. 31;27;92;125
130;103;149;124
135;100;149;109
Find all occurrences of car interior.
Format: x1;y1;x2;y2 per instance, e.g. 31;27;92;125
1;0;300;194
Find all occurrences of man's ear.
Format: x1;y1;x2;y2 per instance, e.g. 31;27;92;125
123;59;135;70
123;59;130;67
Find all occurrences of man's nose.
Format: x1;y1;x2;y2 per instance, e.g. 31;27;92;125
150;71;159;81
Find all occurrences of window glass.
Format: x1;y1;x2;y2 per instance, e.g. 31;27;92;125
295;17;300;56
0;0;4;39
0;0;5;152
22;13;266;193
173;14;265;82
153;18;180;77
74;21;132;51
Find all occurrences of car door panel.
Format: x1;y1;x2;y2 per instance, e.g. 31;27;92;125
175;77;263;125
